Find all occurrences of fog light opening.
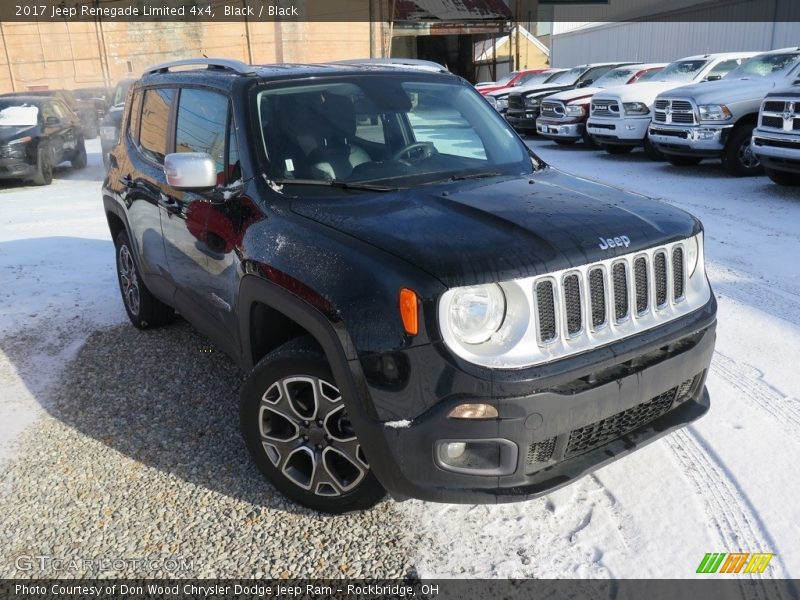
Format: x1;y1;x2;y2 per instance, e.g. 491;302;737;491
445;442;466;460
435;439;517;476
447;403;498;420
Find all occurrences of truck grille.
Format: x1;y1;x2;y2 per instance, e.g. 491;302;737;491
507;94;524;110
541;101;565;119
654;99;696;125
564;384;684;458
533;242;688;346
759;98;800;132
591;99;620;117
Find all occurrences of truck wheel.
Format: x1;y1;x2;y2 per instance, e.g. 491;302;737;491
643;137;665;161
114;230;174;329
603;145;633;155
71;138;87;169
32;145;53;185
722;124;763;177
582;129;599;149
666;155;703;167
241;337;385;513
766;167;800;186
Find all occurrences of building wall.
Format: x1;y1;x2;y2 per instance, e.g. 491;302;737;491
0;19;375;92
550;0;800;67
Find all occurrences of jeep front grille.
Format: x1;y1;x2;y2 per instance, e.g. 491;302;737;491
541;101;565;119
533;242;689;348
654;99;697;125
439;238;709;369
591;99;620;118
759;98;800;132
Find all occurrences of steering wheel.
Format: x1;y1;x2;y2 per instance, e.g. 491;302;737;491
392;141;438;165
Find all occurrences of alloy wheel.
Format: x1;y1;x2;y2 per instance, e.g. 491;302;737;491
118;244;140;316
738;138;760;170
258;376;369;497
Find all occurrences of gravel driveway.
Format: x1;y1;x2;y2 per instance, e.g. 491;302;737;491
0;322;417;579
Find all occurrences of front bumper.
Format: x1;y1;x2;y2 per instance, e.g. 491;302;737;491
359;298;716;503
752;130;800;174
587;117;649;146
649;124;732;157
536;119;585;141
0;157;36;180
506;108;541;130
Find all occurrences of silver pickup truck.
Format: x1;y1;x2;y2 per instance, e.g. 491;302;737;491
752;88;800;186
648;48;800;176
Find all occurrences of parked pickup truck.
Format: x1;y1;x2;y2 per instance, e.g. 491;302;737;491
536;63;666;146
506;62;634;134
648;49;800;176
485;69;565;117
752;87;800;185
587;53;755;159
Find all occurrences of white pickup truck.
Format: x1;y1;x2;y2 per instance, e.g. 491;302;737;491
648;48;800;176
587;52;756;159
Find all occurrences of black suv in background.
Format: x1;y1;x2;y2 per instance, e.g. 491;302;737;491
100;79;135;168
505;62;635;133
0;95;86;185
103;58;716;513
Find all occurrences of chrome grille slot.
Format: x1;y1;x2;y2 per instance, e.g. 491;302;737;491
762;115;783;129
672;247;685;300
654;98;696;125
634;256;649;315
563;274;582;335
536;280;557;343
612;262;629;322
763;100;786;113
654;251;668;308
591;100;619;117
589;268;606;328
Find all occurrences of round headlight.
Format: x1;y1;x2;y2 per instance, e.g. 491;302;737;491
448;284;506;345
686;234;700;277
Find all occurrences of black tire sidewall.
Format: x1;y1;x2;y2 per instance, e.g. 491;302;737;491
240;343;385;514
34;145;53;185
766;167;800;186
723;125;763;177
72;139;87;169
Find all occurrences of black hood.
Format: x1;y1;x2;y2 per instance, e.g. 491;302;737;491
0;125;36;144
290;169;700;288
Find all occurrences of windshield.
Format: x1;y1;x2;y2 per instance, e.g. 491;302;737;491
593;67;639;88
651;59;709;82
724;53;800;79
517;71;552;86
0;102;39;127
112;80;133;106
495;71;518;86
636;68;663;82
255;76;532;188
545;66;585;86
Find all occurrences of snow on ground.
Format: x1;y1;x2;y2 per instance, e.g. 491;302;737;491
403;140;800;582
1;137;799;583
0;139;125;465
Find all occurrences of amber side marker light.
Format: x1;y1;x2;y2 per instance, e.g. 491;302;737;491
399;287;419;336
448;403;499;419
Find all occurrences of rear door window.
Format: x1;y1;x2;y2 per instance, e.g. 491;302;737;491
139;88;175;163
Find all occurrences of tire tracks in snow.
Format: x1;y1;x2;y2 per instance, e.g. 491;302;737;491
712;351;800;439
665;429;790;598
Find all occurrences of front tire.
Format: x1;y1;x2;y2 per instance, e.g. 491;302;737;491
603;144;634;155
582;129;599;149
71;138;87;169
643;137;666;161
114;230;174;329
32;145;53;185
665;154;703;167
241;337;385;513
722;124;763;177
766;167;800;186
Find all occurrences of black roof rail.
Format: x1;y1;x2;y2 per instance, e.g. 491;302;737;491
332;58;449;73
145;58;257;76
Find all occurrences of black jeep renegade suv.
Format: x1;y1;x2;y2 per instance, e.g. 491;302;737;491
102;58;716;513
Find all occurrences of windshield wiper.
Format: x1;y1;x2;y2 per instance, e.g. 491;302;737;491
273;178;396;192
425;171;503;184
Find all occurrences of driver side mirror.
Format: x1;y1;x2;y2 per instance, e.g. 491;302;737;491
577;79;593;88
705;75;722;81
45;116;60;127
164;152;217;190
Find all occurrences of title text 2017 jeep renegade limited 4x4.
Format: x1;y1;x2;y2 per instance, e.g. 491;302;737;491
103;58;716;513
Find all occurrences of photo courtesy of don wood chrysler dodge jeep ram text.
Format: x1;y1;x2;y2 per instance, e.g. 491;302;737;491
102;58;716;513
